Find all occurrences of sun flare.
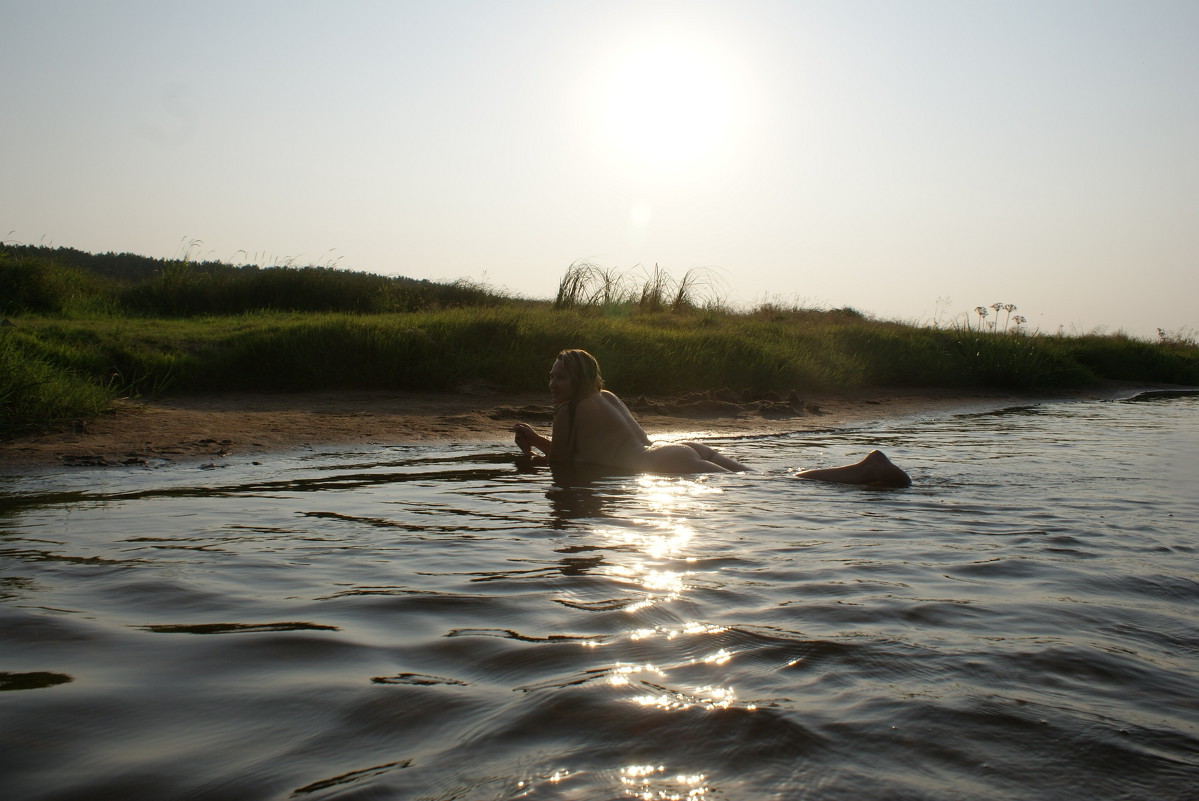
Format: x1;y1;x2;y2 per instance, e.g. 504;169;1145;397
593;37;739;169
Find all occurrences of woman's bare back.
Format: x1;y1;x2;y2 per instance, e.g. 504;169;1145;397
558;391;744;473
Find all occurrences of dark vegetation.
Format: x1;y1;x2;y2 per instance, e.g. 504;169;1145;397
2;244;1196;436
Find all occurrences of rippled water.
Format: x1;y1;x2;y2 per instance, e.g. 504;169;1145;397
2;392;1197;801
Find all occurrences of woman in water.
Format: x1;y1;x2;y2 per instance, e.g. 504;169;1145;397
512;349;911;485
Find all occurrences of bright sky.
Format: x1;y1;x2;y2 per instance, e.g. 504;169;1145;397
4;0;1196;338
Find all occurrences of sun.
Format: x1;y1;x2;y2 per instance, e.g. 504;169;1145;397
592;37;738;170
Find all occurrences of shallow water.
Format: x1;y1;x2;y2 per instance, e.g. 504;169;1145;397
2;392;1197;801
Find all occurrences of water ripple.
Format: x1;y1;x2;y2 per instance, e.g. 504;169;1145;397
1;395;1197;799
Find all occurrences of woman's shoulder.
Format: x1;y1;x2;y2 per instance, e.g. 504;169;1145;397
571;390;626;422
576;389;621;405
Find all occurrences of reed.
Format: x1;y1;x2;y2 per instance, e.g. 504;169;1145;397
553;261;723;313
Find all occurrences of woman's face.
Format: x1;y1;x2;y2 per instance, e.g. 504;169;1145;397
548;358;572;405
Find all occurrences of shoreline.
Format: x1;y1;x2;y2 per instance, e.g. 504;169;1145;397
0;382;1177;470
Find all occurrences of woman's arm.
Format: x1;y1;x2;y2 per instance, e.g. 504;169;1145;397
512;422;552;457
513;405;572;463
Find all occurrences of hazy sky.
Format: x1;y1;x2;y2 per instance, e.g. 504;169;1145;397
4;0;1196;338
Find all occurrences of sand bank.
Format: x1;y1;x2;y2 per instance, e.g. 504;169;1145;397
0;384;1150;469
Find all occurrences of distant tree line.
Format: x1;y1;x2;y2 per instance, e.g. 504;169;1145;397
0;244;511;317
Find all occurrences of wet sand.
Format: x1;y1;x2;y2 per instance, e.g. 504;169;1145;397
0;384;1147;469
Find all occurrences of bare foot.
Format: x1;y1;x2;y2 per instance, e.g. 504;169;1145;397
794;450;911;487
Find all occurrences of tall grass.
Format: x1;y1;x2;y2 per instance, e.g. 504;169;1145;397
2;245;1196;436
554;261;723;312
0;328;117;433
7;304;1194;394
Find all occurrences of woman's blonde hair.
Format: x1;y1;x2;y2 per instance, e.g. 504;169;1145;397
555;348;604;401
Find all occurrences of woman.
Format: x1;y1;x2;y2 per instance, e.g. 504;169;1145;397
512;349;911;485
513;348;746;473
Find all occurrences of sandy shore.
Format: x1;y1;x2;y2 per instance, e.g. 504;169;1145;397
0;383;1154;470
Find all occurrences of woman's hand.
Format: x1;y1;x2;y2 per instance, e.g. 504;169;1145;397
513;422;553;462
512;423;537;455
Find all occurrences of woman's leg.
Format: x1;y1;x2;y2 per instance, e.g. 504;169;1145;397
643;443;736;474
682;442;749;472
794;450;911;487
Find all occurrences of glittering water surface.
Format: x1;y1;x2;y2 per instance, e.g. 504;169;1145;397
2;393;1197;801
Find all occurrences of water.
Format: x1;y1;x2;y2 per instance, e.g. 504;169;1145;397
2;392;1197;801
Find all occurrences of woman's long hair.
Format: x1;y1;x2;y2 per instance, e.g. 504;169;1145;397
555;349;604;458
556;348;604;401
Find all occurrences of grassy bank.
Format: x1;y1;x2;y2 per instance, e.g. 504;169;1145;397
3;245;1196;436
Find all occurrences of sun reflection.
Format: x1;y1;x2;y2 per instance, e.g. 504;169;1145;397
629;682;739;712
641;569;687;593
595;519;694;559
648;524;694;558
702;648;732;665
513;767;580;797
602;635;757;711
585;475;726;613
600;522;697;612
607;662;666;687
623;764;663;779
636;474;722;505
620;764;711;800
628;623;726;641
624;597;661;613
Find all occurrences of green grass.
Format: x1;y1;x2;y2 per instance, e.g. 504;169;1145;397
0;327;117;431
2;244;1196;437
